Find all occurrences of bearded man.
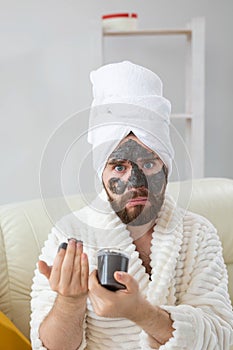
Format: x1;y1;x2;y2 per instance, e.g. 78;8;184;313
30;61;233;350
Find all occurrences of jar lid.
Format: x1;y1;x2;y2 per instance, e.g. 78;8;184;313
102;13;138;20
97;248;129;259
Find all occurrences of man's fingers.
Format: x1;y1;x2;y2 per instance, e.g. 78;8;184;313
40;239;90;298
38;260;52;279
70;242;83;289
114;271;138;293
81;253;89;290
70;242;89;292
89;270;112;297
59;239;77;287
89;270;101;292
48;246;66;288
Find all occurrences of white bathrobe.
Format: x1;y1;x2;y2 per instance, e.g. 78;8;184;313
30;193;233;349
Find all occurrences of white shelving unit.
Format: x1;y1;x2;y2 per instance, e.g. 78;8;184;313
101;18;205;179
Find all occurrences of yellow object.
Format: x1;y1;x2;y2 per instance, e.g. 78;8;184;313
0;311;31;350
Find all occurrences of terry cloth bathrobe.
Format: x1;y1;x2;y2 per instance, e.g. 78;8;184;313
30;192;233;350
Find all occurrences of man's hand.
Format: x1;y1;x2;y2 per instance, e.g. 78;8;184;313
38;239;89;350
88;269;144;320
89;269;174;347
39;239;89;300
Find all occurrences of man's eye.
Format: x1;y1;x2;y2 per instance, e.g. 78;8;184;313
143;162;154;169
114;165;126;172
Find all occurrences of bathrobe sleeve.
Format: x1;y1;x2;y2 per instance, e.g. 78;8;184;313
158;220;233;349
30;226;87;350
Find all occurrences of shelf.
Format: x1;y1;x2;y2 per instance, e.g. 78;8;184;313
171;113;193;120
103;29;192;37
101;18;205;178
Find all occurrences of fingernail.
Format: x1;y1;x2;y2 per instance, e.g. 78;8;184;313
116;271;123;279
81;253;87;261
68;238;83;244
76;241;83;247
58;242;68;252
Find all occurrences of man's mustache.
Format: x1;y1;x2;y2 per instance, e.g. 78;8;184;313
110;188;149;210
124;188;148;201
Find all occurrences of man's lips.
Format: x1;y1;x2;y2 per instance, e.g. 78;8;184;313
126;197;149;207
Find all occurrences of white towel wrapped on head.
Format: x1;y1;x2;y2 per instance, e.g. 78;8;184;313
88;61;174;178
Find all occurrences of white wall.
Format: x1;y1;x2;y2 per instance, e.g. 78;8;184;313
1;0;233;205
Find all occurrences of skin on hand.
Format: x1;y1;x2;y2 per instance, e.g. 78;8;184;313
88;269;144;319
38;239;89;300
38;239;90;350
89;270;174;346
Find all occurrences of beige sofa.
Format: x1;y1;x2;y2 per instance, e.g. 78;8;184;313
0;177;232;346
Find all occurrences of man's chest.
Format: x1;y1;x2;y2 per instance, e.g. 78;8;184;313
134;234;153;276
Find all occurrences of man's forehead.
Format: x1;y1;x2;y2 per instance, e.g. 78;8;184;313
108;138;156;162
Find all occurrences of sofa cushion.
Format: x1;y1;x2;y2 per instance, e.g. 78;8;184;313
0;178;232;341
0;311;31;349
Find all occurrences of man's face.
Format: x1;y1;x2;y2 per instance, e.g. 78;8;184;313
102;134;167;226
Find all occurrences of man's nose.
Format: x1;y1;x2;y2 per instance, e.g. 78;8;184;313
127;163;148;189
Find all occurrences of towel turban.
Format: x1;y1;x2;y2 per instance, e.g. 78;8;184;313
88;61;174;178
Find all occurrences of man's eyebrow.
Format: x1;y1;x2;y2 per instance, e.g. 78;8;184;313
138;156;160;161
107;159;128;165
107;156;160;165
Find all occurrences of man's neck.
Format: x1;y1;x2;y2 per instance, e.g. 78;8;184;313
127;218;156;242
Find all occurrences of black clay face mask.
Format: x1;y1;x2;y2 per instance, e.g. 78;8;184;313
103;139;168;226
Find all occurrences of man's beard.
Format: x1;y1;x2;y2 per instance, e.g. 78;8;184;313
107;187;165;226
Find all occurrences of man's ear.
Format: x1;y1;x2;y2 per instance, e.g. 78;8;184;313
163;165;168;184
